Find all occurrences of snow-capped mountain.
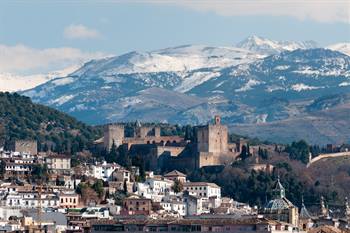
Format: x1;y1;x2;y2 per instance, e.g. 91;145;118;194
71;45;262;76
18;37;350;144
0;65;80;92
236;35;318;55
327;43;350;56
23;47;350;124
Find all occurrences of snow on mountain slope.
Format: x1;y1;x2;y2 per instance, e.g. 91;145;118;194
327;43;350;56
0;65;79;92
71;45;262;77
236;35;318;55
154;44;264;69
0;73;52;92
22;47;350;128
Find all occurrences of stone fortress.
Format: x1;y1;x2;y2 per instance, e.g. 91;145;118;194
96;116;248;172
102;121;183;150
196;115;234;168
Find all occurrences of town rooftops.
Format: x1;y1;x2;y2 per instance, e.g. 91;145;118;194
183;182;220;188
308;225;346;233
46;154;71;159
91;216;284;226
125;195;152;201
264;197;295;210
164;170;186;177
94;161;121;168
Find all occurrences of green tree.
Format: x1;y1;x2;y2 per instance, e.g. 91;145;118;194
258;147;269;160
285;140;310;164
105;140;117;163
239;145;251;160
184;125;194;141
31;164;49;183
92;180;104;198
123;179;128;194
76;183;89;195
117;146;131;168
0;160;6;178
172;179;183;193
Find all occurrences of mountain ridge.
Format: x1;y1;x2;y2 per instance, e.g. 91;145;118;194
17;37;350;144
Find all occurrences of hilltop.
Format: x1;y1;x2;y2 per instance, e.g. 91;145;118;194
0;92;102;153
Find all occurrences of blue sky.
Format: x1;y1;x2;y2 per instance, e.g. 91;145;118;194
0;0;349;75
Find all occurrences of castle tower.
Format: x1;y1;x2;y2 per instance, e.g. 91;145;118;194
196;116;228;154
196;116;229;168
103;124;124;151
154;127;161;138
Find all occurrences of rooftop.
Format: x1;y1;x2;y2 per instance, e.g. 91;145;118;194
164;170;186;177
264;197;295;210
183;182;220;188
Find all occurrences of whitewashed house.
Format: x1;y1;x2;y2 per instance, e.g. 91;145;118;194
183;182;221;199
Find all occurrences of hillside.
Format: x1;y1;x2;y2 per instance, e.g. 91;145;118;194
0;92;102;153
232;101;350;145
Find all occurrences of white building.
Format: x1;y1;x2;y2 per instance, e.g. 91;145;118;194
81;207;110;219
136;177;174;202
45;155;71;170
183;182;221;198
5;163;32;173
160;201;186;216
145;177;174;194
6;191;59;209
88;161;120;181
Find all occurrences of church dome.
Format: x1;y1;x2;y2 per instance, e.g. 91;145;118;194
264;177;295;210
265;197;295;210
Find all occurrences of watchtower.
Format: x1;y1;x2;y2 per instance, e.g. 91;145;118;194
103;124;124;151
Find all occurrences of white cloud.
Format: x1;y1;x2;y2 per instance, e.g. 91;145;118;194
0;44;107;74
64;24;102;39
157;0;350;24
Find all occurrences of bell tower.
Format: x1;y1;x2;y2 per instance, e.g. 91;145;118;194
272;177;286;199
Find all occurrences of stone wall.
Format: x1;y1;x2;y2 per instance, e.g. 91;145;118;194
10;140;37;155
